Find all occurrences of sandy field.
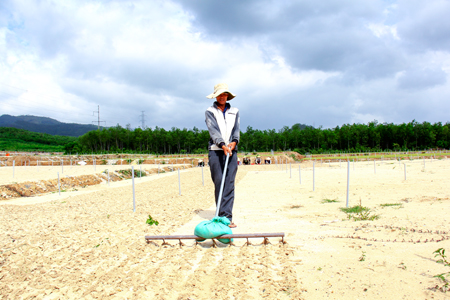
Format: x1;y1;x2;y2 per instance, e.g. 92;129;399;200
1;158;450;299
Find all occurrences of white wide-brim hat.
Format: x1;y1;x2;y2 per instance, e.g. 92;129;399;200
206;83;236;100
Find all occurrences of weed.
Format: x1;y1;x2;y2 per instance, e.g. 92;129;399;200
322;199;339;204
126;159;133;164
352;210;380;221
340;205;368;214
290;154;299;161
399;262;407;270
380;203;403;208
94;238;110;248
359;251;366;261
101;159;107;165
138;159;144;164
117;169;145;178
161;160;166;164
433;248;450;292
146;215;159;226
341;203;380;221
317;267;322;271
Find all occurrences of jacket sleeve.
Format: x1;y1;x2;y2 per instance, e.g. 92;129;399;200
205;110;225;147
230;110;240;145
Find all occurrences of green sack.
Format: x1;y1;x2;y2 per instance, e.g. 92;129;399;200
194;216;233;244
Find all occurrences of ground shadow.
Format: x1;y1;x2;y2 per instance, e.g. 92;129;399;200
196;209;215;219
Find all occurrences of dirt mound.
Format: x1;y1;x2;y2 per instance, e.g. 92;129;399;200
0;165;193;200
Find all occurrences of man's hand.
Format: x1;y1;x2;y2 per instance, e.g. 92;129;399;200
222;144;233;156
228;141;237;151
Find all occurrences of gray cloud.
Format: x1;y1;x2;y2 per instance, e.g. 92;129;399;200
175;0;407;82
396;0;450;52
397;67;447;90
1;0;450;133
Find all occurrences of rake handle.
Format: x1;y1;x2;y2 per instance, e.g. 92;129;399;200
215;152;230;217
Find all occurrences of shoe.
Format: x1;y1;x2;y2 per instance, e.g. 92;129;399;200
229;222;237;228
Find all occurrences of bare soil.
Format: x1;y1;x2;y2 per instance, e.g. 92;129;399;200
0;158;449;299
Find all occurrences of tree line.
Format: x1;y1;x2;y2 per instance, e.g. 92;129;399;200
65;120;450;154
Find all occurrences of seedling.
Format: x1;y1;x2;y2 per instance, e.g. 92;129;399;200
322;199;338;204
341;205;379;221
380;203;403;208
146;215;159;226
94;238;110;248
359;251;366;261
433;248;450;292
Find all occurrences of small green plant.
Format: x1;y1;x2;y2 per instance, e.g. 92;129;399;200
317;267;322;271
138;159;144;164
341;203;379;221
135;170;146;177
161;160;166;164
94;238;110;248
126;159;133;164
146;215;159;226
340;205;368;214
322;199;339;203
433;248;450;292
380;203;402;207
101;159;107;165
359;251;366;261
399;262;407;270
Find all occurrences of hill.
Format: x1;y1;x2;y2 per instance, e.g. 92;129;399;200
0;127;77;152
0;114;102;137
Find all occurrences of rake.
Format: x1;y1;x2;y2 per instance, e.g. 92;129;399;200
145;232;286;247
145;152;285;247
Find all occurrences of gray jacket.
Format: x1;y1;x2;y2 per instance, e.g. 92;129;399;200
205;102;240;151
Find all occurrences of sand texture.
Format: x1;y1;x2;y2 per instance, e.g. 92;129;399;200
1;159;450;299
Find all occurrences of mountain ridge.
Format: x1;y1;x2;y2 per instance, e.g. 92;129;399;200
0;114;102;137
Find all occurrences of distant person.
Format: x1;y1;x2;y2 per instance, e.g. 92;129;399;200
265;157;271;164
243;157;250;165
255;155;261;165
205;83;240;228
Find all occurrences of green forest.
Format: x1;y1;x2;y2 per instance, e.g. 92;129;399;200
64;120;449;154
0;127;77;152
2;120;449;154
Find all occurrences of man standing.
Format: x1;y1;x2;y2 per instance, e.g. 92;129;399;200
205;83;240;228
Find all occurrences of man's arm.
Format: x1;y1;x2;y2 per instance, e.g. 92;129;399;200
205;110;225;147
229;110;240;147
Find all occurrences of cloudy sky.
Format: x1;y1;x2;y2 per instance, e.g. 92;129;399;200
1;0;450;132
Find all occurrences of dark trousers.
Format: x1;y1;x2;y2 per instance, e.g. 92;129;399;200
208;150;238;222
